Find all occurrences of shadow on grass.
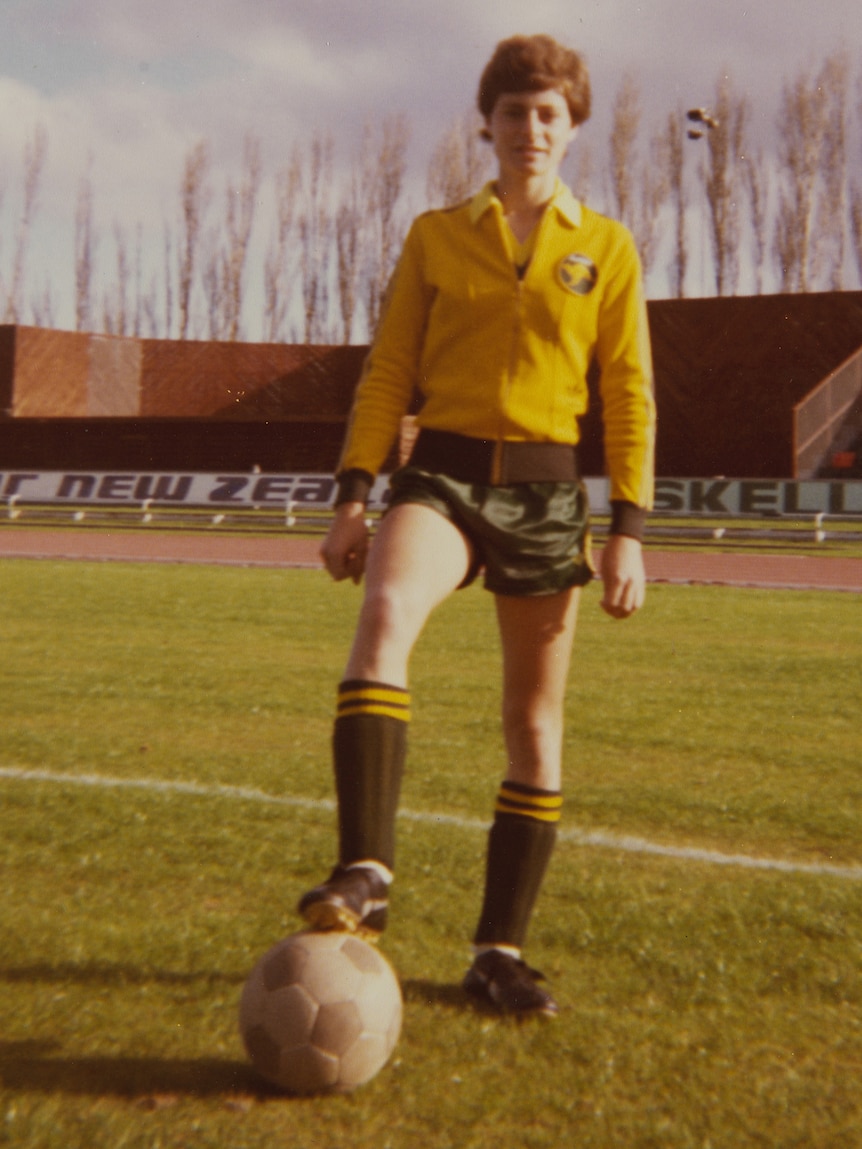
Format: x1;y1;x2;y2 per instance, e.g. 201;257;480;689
401;977;477;1012
0;976;483;1102
0;961;245;988
1;965;484;1009
0;1041;273;1100
401;977;555;1022
2;966;489;1014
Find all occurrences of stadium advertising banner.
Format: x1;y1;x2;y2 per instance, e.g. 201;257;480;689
1;471;861;517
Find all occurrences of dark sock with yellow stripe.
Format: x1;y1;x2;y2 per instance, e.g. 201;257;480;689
473;780;562;950
332;679;410;873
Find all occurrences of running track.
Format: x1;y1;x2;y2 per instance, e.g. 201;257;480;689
0;527;860;591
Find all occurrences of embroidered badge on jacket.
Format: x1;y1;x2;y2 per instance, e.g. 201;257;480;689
557;253;599;296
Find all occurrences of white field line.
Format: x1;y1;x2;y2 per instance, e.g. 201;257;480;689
2;765;861;884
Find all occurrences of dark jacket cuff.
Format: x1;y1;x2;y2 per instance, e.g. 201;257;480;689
335;469;375;506
610;500;647;542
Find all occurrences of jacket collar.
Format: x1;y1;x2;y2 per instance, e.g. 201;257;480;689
468;179;582;229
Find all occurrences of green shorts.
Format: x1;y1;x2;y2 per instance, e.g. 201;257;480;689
386;466;595;597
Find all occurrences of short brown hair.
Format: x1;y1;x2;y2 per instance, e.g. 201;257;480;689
477;35;591;126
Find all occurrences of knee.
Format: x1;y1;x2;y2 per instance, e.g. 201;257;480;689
501;696;565;769
502;695;560;739
356;584;433;665
347;581;434;683
359;585;413;642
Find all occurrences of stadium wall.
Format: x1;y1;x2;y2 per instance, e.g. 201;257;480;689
1;292;861;479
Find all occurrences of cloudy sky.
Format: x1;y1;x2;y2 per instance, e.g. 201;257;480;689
1;0;859;330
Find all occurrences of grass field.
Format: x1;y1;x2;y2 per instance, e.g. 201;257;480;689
1;559;860;1148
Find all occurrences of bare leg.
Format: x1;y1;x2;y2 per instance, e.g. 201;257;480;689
494;588;581;791
468;586;581;979
299;502;474;924
344;502;474;686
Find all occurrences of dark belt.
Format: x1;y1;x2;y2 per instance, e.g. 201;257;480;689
408;428;579;485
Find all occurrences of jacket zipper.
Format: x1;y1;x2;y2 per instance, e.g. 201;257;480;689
493;274;525;483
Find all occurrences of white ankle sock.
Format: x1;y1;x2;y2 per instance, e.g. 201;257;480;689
472;943;521;960
346;860;393;885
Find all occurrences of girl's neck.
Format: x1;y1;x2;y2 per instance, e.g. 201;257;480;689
495;174;557;243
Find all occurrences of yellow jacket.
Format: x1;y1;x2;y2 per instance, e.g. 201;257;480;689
339;181;655;523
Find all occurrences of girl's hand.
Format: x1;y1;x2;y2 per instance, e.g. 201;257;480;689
600;535;646;619
319;502;370;584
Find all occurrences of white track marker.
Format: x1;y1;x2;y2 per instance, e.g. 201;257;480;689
2;765;861;883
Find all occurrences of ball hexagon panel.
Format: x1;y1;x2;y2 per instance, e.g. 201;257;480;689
340;934;386;975
260;938;308;991
312;999;364;1057
353;965;402;1034
262;983;319;1049
241;1024;282;1085
299;948;364;1005
339;1031;391;1088
280;1043;341;1094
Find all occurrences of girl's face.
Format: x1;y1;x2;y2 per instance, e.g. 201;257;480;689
485;88;578;183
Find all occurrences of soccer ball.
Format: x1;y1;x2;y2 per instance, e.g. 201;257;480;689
239;930;403;1095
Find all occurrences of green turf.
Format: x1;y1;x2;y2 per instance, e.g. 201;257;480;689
1;560;860;1148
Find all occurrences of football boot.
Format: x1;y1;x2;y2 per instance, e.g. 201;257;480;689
463;949;559;1017
298;864;388;941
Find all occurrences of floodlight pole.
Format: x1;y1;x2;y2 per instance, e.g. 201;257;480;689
685;108;717;296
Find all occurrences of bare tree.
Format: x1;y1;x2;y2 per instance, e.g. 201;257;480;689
132;222;145;336
701;76;748;296
662;110;688;298
632;129;670;283
568;137;594;204
773;66;827;292
4;123;48;322
426;113;491;208
219;133;262;340
334;116;413;344
177;140;211;339
608;72;641;230
202;133;262;341
853;78;862;289
202;235;221;340
335;168;363;344
103;221;131;335
162;223;174;339
263;148;301;342
30;281;55;328
742;146;769;295
297;134;335;343
362;115;410;337
813;52;850;290
774;192;800;292
140;257;162;338
74;162;96;332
